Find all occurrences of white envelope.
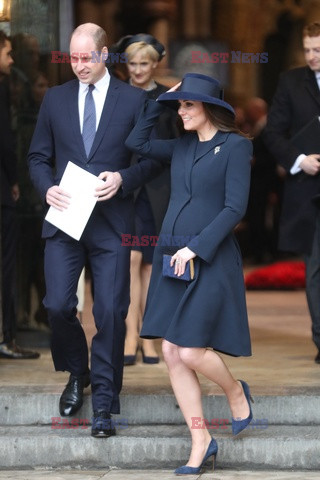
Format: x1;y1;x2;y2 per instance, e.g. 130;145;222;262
45;161;105;240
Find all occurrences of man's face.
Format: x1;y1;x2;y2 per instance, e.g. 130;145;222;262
303;35;320;72
70;34;107;84
0;39;14;78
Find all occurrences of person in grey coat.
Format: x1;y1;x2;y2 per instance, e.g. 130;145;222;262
125;73;254;475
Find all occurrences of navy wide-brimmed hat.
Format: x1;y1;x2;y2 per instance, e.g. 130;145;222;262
157;73;234;114
110;33;166;61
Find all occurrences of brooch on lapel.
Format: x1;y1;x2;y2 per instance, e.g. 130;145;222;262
214;146;221;155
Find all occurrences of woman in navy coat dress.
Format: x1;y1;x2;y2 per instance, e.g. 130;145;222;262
126;73;254;475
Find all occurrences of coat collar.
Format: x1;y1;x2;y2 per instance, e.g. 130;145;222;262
183;130;230;193
304;67;320;109
193;130;230;163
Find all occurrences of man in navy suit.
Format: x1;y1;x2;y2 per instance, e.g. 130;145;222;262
28;23;163;437
264;22;320;364
0;30;40;359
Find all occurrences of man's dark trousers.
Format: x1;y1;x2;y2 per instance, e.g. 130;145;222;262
305;212;320;351
44;210;130;413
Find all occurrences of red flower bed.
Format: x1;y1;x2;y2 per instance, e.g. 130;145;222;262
245;261;305;290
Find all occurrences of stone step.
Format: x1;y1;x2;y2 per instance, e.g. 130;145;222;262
1;387;320;426
0;424;319;470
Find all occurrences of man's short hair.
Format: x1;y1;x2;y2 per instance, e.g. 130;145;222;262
71;23;107;52
303;22;320;38
0;30;9;50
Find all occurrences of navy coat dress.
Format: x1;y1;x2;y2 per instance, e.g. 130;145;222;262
126;100;253;357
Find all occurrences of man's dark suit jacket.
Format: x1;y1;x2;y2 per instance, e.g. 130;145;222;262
264;66;320;254
0;80;17;208
28;74;163;239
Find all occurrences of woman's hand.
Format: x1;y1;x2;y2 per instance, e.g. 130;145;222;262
171;247;196;277
166;81;181;93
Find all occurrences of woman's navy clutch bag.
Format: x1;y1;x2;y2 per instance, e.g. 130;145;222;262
162;254;195;281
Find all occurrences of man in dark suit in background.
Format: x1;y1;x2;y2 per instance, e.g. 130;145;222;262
28;23;163;437
264;22;320;364
0;31;39;359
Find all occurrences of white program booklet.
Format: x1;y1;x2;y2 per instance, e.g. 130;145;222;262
45;161;105;240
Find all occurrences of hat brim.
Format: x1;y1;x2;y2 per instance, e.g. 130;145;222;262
157;91;235;115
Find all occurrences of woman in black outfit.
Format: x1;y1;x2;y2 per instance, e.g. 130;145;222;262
113;34;177;365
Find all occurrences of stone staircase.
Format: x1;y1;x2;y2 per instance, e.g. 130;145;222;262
1;386;320;470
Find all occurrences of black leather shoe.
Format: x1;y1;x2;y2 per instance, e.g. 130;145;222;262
0;341;40;359
91;410;116;438
315;351;320;364
59;372;90;417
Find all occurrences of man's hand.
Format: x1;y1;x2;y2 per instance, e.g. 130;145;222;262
171;246;196;277
300;154;320;176
95;171;123;201
46;185;71;211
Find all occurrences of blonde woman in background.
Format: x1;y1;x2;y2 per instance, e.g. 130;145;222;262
112;34;177;365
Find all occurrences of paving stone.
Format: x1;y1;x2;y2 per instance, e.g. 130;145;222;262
1;471;320;480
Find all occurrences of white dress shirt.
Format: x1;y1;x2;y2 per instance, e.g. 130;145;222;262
78;68;111;133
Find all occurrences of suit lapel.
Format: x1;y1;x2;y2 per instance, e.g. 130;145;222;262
304;68;320;109
67;80;87;163
87;76;120;161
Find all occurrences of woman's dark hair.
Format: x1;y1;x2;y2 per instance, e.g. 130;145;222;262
203;103;249;137
176;102;249;138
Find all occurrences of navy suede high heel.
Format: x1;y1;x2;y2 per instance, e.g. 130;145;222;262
124;347;138;366
123;353;137;366
232;379;254;435
174;437;218;475
141;347;160;364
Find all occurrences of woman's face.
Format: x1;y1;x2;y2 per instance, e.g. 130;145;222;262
127;50;157;89
178;100;210;134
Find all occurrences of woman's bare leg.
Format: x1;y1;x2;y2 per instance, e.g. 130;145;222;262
162;340;213;467
163;341;250;466
178;347;250;420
